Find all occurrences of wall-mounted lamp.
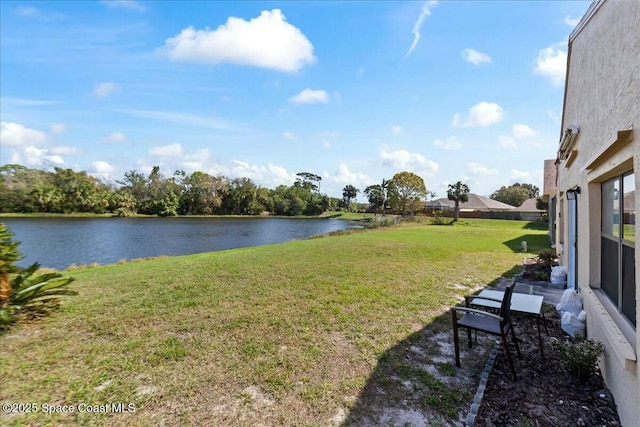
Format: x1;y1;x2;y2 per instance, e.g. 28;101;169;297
566;186;581;200
559;124;580;154
566;124;580;134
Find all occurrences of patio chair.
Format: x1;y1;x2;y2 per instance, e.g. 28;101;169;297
451;281;521;379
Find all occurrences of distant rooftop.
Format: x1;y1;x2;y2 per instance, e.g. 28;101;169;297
426;193;515;211
543;159;558;196
514;198;545;212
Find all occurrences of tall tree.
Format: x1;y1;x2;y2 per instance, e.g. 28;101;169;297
364;184;385;210
342;185;359;212
51;167;110;213
388;171;427;215
490;183;539;207
295;172;322;193
179;171;226;215
447;181;470;221
0;165;50;212
221;177;260;215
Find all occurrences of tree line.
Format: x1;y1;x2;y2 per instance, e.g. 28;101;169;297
0;165;430;217
1;164;544;217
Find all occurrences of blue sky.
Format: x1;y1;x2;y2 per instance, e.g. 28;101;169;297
0;0;591;200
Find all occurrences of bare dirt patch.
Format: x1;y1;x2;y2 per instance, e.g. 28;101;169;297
476;310;621;426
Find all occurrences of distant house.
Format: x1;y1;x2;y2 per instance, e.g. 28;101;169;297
513;198;545;222
425;193;515;212
424;199;453;212
554;0;639;425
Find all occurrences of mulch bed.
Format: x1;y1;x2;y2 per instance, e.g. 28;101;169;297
476;308;621;426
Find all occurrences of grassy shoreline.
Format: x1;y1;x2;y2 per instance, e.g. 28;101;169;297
1;219;550;426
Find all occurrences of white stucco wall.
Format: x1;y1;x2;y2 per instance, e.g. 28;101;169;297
556;1;640;426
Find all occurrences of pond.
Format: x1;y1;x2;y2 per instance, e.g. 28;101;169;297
1;217;359;270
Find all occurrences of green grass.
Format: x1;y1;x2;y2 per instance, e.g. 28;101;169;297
1;219;550;426
318;210;377;221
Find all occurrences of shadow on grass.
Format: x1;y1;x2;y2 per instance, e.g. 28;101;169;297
486;264;522;287
503;234;552;254
521;222;549;231
341;265;523;426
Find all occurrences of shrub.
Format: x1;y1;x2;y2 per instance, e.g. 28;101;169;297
537;250;556;268
113;207;136;217
0;224;76;329
553;337;605;383
430;213;449;225
0;223;22;305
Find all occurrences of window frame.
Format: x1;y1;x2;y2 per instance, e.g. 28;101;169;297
601;171;636;327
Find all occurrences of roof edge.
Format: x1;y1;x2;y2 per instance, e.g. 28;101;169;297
569;0;606;42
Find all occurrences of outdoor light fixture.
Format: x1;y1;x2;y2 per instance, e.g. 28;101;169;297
566;186;581;200
559;124;580;156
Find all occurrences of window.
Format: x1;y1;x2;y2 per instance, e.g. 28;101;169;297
601;172;636;327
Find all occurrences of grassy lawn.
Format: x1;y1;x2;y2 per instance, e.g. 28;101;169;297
1;219;550;426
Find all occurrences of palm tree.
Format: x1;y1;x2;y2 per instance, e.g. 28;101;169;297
375;178;391;220
381;178;390;210
447;181;470;221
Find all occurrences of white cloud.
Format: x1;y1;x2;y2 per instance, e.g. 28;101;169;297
50;146;79;155
499;135;517;149
282;131;295;140
405;1;438;59
510;169;543;188
510;169;533;181
534;45;567;86
11;146;64;167
118;109;233;130
498;123;535;149
468;162;499;176
461;48;492;65
50;123;65;134
289;88;329;104
94;82;117;97
319;131;338;149
512;124;536;138
160;9;315;72
564;15;580;27
106;131;127;142
91;161;115;174
149;143;183;157
391;125;403;135
547;110;561;122
178;148;211;172
454;102;503;128
433;135;462;150
324;163;371;186
102;1;145;12
0;121;47;146
230;160;295;187
16;7;39;16
380;147;439;176
451;112;461;127
1;97;60;107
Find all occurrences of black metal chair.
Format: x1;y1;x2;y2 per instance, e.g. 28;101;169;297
451;281;521;379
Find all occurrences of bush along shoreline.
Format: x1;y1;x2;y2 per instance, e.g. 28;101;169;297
0;223;76;329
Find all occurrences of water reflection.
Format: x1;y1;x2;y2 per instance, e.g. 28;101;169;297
1;217;357;270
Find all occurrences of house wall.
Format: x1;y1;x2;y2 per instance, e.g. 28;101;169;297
556;1;640;426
